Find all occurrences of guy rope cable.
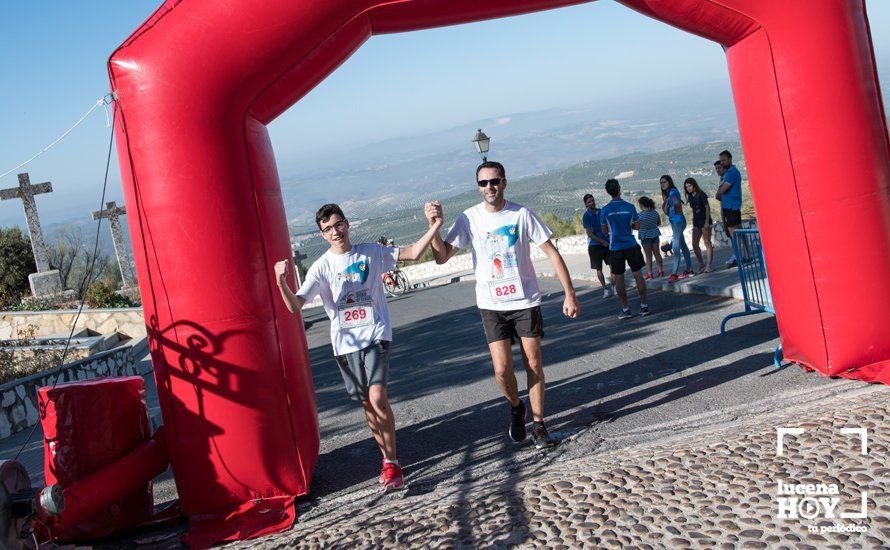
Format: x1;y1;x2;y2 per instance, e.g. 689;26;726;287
0;92;116;182
12;94;119;462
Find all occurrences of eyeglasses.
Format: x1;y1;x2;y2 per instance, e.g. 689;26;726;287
320;220;347;234
477;178;504;187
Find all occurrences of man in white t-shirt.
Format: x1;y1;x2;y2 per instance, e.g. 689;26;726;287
428;161;580;449
274;203;443;492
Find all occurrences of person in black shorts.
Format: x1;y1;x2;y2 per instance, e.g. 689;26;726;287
684;177;714;273
581;194;612;298
428;161;580;449
715;151;745;267
599;179;650;319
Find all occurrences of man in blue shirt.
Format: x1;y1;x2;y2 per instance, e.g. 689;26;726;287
599;179;650;319
715;150;744;267
581;194;612;299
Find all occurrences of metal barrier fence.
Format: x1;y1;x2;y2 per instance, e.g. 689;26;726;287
720;229;783;368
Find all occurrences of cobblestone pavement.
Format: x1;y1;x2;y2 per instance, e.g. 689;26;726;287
221;385;888;549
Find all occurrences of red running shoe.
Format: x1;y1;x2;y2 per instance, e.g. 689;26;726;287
681;270;694;278
667;274;679;283
657;270;664;278
644;273;654;280
380;461;405;492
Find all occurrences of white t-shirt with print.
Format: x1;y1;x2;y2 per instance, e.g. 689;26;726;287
444;201;552;311
296;243;398;355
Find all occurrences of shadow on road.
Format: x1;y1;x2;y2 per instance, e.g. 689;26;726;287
305;283;779;507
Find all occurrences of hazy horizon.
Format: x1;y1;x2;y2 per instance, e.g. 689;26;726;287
1;0;888;229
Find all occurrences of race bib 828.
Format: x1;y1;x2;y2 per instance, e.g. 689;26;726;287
488;276;525;303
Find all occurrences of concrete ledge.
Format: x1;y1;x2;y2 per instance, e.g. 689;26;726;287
0;308;146;339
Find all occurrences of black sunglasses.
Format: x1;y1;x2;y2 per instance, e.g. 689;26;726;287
477;178;504;187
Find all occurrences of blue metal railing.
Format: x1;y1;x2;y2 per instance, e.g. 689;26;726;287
720;229;783;368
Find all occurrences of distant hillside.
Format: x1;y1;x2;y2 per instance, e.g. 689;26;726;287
280;86;740;234
293;139;744;262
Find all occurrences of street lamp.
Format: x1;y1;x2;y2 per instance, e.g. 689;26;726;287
472;129;490;162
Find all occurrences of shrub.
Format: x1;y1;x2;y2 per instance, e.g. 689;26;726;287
8;295;66;312
84;281;135;309
0;227;37;309
540;212;578;239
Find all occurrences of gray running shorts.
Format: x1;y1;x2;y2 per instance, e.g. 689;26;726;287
334;340;391;402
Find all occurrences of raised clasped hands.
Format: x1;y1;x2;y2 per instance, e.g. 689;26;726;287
424;200;444;228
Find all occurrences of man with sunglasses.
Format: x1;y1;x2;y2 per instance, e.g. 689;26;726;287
427;161;580;450
273;203;443;492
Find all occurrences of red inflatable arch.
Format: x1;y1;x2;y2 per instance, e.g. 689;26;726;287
109;0;890;545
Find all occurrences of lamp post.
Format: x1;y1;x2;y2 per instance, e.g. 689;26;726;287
472;129;490;162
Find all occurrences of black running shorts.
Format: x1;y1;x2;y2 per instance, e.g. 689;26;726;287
587;244;609;271
479;306;544;345
608;245;645;275
721;208;742;227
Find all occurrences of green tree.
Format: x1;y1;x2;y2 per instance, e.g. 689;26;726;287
0;227;37;308
572;211;584;234
540;212;577;238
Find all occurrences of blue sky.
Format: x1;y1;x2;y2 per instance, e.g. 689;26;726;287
0;0;888;226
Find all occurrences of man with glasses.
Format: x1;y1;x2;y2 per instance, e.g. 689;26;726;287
427;161;580;449
273;203;442;492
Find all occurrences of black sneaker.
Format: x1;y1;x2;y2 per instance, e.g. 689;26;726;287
618;309;634;320
640;305;650;317
508;400;527;442
531;423;557;449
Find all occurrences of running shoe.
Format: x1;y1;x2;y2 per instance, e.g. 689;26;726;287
618;309;634;320
509;399;527;442
697;265;706;274
531;423;557;449
644;274;653;280
657;270;664;278
602;288;610;299
380;462;405;492
640;305;650;317
681;270;694;278
667;274;679;283
726;259;738;269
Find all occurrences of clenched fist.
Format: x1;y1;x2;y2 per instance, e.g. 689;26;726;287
274;259;290;286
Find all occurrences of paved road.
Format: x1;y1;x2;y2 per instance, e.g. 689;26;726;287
288;278;852;519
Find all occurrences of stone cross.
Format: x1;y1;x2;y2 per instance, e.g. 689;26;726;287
1;173;53;272
0;173;62;296
92;201;136;288
292;247;308;287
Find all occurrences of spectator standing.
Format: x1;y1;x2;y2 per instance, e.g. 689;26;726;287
599;178;649;319
581;194;612;298
715;150;743;268
636;196;663;279
660;175;692;282
684;177;714;273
